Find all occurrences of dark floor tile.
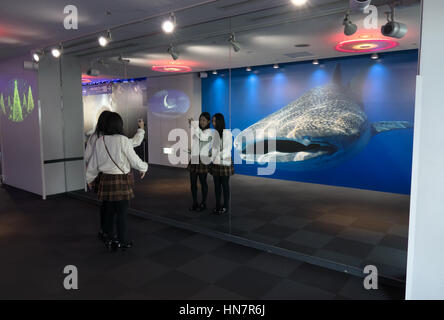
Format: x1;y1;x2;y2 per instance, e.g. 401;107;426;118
179;254;240;284
215;266;280;299
302;221;345;236
351;218;393;233
190;285;247;300
378;234;408;250
148;244;201;268
251;223;296;239
135;270;208;299
210;242;262;264
277;241;317;255
247;252;302;277
150;226;197;242
180;234;226;253
323;238;374;259
290;263;351;294
261;279;336;300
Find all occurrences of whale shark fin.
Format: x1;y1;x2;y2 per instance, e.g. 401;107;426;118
372;121;413;135
332;64;342;86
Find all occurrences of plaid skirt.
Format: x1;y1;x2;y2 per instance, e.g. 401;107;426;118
210;163;234;177
97;173;135;201
187;161;210;174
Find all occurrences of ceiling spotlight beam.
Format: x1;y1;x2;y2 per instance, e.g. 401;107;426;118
51;45;63;58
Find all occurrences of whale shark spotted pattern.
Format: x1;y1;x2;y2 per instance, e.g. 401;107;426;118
233;64;413;171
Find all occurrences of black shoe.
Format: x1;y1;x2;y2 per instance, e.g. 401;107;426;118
189;204;198;211
118;241;133;251
197;203;206;212
106;239;119;252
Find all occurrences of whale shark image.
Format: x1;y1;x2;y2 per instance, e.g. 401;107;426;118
233;64;413;171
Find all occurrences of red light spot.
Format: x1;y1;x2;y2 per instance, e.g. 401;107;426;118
152;65;192;73
335;39;399;53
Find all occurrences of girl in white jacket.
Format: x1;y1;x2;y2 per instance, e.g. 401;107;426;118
87;112;148;251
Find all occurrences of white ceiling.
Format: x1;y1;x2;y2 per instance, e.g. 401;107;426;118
0;0;421;77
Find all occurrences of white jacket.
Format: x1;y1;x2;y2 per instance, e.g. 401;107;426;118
212;130;233;166
86;135;148;184
190;121;212;165
84;128;145;164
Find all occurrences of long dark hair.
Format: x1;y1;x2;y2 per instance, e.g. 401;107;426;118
212;113;225;138
199;112;211;130
94;111;112;137
104;112;124;136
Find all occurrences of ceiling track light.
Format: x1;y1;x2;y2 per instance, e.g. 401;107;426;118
312;59;319;65
371;53;379;60
381;5;408;39
98;30;112;47
212;70;218;75
51;45;63;58
349;0;371;13
273;64;279;69
162;13;176;34
167;45;179;60
32;50;44;62
229;33;241;53
343;11;358;36
246;67;252;72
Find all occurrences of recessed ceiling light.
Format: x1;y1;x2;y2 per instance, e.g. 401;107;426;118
371;53;379;60
335;39;399;53
212;70;218;75
273;64;279;69
312;59;319;65
246;67;252;72
294;44;311;48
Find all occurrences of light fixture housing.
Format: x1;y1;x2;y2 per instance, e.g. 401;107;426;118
246;67;252;72
343;12;358;36
273;64;279;69
312;59;319;65
167;45;179;60
371;53;379;60
212;70;218;75
381;6;408;39
349;0;371;12
162;13;176;33
229;33;240;52
98;30;112;47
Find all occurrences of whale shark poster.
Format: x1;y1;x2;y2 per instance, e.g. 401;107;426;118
202;50;417;194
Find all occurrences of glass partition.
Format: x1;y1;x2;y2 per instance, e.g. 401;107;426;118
63;0;420;284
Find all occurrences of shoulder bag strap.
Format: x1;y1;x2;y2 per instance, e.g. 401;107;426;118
103;136;126;174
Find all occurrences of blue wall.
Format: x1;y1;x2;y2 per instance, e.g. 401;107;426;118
202;50;418;194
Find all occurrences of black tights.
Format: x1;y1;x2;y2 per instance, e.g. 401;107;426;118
213;176;230;210
103;200;129;243
190;172;208;206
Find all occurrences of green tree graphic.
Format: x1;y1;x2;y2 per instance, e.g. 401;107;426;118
27;86;34;113
12;80;23;122
0;94;5;114
22;93;27;113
